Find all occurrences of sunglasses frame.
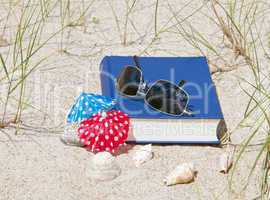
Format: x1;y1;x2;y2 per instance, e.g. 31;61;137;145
116;65;147;98
144;79;190;117
116;66;191;116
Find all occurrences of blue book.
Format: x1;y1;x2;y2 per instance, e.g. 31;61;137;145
100;56;226;144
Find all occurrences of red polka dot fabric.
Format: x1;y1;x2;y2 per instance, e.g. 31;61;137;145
78;110;129;153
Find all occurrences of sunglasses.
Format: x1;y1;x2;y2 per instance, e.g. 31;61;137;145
116;56;191;116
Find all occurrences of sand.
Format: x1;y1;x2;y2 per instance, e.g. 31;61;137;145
0;1;268;199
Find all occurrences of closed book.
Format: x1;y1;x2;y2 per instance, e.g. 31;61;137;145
100;56;226;144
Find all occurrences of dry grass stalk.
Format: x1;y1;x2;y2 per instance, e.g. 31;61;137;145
211;1;252;64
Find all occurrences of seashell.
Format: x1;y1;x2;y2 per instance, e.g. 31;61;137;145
132;144;153;167
60;124;83;146
164;163;196;186
219;150;234;174
89;152;121;181
0;35;9;47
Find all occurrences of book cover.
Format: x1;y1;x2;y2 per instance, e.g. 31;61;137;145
100;56;225;144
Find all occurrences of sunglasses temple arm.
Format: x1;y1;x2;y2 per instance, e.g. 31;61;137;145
178;80;186;87
133;55;146;84
133;55;141;69
183;109;192;116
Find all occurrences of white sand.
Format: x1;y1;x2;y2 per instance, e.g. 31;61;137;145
0;1;267;199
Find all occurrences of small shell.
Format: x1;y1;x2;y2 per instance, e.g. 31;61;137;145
60;124;83;146
0;35;9;47
164;163;196;186
132;144;153;167
219;151;233;174
89;152;121;181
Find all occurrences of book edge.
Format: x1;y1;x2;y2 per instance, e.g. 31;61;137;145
126;140;221;144
126;118;226;144
203;58;225;119
100;56;114;97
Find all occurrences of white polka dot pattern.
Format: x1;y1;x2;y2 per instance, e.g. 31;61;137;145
67;92;116;124
78;110;130;153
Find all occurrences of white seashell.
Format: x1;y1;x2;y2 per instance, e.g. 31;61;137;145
60;124;83;146
164;163;196;186
89;152;121;181
219;151;234;174
132;144;153;167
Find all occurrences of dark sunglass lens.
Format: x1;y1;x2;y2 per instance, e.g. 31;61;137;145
145;81;188;115
117;66;141;96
